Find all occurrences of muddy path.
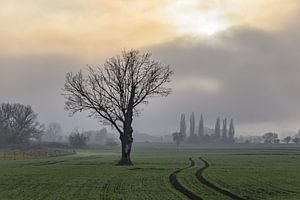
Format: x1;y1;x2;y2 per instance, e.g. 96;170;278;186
196;158;246;200
169;158;203;200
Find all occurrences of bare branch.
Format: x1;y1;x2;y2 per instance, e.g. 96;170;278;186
62;49;173;136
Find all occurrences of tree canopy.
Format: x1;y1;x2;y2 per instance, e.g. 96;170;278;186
63;50;173;165
0;103;43;144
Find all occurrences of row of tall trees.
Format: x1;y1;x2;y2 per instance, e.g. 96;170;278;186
174;113;235;146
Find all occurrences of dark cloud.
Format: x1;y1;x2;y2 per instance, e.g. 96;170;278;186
138;24;300;134
1;23;300;135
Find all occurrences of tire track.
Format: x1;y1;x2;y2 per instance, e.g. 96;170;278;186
196;158;246;200
169;158;203;200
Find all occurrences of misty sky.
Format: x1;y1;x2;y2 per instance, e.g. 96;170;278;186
1;0;300;136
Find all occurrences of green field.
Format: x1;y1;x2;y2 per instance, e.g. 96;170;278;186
0;144;299;200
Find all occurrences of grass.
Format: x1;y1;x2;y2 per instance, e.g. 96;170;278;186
177;158;230;200
0;143;299;200
202;148;300;200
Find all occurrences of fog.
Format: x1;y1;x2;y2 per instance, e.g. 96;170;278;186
1;21;300;137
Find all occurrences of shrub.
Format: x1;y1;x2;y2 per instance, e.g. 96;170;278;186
69;130;89;148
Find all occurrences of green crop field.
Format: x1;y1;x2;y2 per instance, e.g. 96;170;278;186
0;144;299;200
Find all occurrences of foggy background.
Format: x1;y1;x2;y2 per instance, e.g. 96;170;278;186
1;1;300;137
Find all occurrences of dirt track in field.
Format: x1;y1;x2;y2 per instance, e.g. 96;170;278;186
169;158;203;200
196;158;246;200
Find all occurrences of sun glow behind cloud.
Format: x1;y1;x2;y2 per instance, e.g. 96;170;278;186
166;0;230;36
0;0;299;57
165;0;300;37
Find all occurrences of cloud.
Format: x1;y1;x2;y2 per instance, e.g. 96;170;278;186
0;54;101;133
0;0;174;57
1;1;300;136
136;22;300;134
174;77;222;93
1;21;300;135
1;0;300;57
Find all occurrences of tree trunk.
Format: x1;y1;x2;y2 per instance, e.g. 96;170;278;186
118;107;134;165
118;86;135;165
118;133;133;165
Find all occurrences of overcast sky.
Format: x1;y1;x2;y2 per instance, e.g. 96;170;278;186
1;0;300;136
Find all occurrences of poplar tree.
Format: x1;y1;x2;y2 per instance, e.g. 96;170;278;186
198;114;204;138
189;112;195;139
179;114;186;139
214;117;221;140
222;118;227;142
228;118;235;143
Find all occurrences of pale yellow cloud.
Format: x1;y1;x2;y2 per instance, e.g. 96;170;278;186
175;77;222;93
0;0;174;58
166;0;300;36
0;0;299;58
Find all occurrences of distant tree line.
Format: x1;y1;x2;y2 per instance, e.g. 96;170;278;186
260;132;300;144
68;128;89;148
173;113;235;146
67;127;118;148
173;113;300;146
0;101;119;149
42;122;63;142
234;131;300;145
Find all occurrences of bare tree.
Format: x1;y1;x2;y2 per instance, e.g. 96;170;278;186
282;136;292;144
262;132;278;144
172;132;184;147
0;103;44;144
295;129;300;138
63;50;173;165
293;137;300;144
44;122;62;142
69;128;89;148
